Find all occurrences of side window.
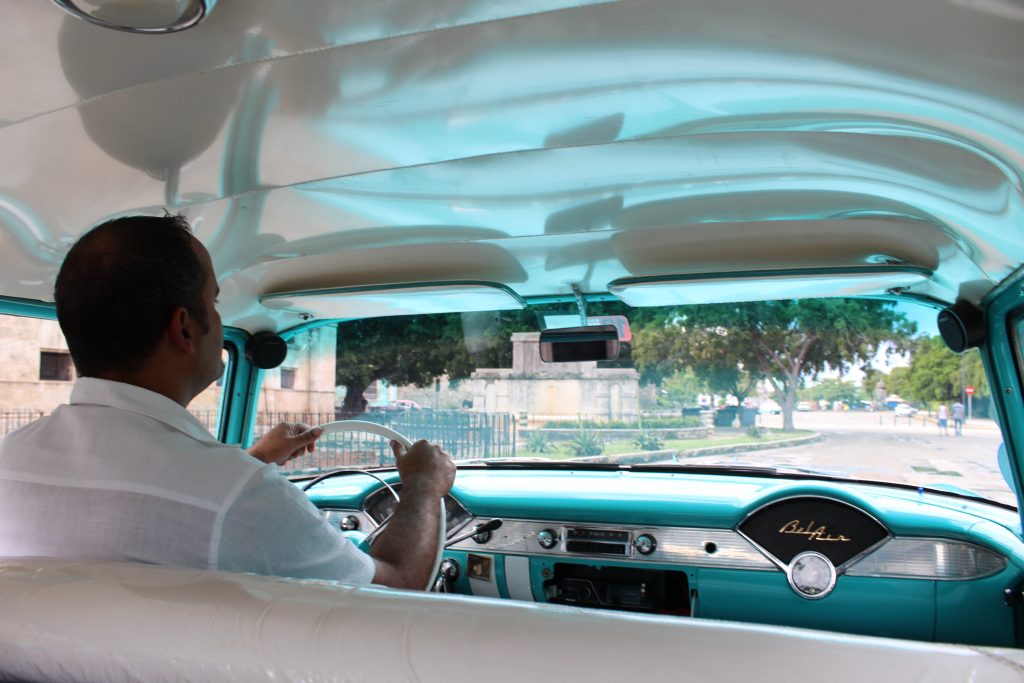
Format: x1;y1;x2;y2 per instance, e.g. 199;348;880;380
0;315;75;435
39;350;73;381
188;348;230;435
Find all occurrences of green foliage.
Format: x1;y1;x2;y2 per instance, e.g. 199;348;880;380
525;431;550;453
335;310;535;415
902;337;989;403
801;378;861;405
747;425;765;439
541;416;701;429
657;370;704;408
633;431;665;451
632;300;915;430
566;428;604;456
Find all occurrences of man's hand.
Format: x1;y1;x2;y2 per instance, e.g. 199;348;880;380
389;439;456;498
368;440;455;589
248;423;322;466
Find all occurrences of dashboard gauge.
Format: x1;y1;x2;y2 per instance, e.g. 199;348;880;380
362;484;471;535
787;551;837;600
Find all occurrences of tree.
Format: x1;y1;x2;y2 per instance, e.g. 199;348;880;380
902;336;989;407
632;300;916;430
335;310;534;416
801;378;861;406
633;318;761;404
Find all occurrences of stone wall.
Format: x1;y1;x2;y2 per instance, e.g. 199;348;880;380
0;317;75;412
0;317;335;426
470;332;639;420
256;326;337;416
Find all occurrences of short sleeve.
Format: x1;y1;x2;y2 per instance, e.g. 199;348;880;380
215;465;376;584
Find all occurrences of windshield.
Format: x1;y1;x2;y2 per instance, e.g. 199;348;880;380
249;298;1015;507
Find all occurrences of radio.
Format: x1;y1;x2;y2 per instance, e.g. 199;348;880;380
564;527;631;556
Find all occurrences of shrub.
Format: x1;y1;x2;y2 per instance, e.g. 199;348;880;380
747;426;764;439
541;416;702;430
525;431;550;453
566;428;604;456
634;431;664;451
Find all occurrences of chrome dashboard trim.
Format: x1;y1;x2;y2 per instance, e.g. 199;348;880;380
322;509;374;534
843;537;1009;581
446;519;778;571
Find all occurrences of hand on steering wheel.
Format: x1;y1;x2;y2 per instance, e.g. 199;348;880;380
308;421;451;591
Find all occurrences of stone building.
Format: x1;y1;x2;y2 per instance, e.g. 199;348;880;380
0;317;335;434
256;326;337;417
470;332;639;421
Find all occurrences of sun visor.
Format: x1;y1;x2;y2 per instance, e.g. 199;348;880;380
608;268;930;307
260;282;525;320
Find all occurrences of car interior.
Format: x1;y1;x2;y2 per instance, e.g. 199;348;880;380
2;0;1024;681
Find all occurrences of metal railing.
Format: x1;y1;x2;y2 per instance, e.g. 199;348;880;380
1;408;516;473
260;409;517;474
0;409;46;436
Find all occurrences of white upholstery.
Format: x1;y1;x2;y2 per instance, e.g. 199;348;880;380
1;558;1023;682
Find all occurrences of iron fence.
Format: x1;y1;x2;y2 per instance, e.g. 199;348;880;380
271;410;517;474
0;410;46;436
0;408;515;472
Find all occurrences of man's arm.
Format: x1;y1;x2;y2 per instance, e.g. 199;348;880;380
369;440;456;590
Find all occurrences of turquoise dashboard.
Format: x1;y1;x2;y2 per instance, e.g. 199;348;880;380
304;466;1024;646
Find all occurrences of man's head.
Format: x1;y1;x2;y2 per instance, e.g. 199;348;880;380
55;214;223;399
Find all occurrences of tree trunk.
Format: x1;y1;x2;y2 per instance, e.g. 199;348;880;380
780;370;801;432
338;382;369;419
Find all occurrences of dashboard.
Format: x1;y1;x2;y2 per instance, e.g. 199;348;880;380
309;467;1024;647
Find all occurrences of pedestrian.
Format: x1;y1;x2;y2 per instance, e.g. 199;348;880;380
937;403;949;436
952;400;966;437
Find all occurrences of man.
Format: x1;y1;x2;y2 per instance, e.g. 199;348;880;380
0;214;454;590
952;400;966;437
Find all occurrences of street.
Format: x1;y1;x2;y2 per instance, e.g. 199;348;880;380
685;411;1015;507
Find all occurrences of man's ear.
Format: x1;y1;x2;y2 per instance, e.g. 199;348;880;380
167;305;196;353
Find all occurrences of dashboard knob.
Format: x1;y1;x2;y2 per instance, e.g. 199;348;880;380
634;534;657;555
340;515;360;531
440;558;461;581
537;529;558;550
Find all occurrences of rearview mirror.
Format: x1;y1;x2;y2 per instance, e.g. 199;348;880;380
538;325;620;363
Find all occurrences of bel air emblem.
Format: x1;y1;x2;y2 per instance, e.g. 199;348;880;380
778;519;851;542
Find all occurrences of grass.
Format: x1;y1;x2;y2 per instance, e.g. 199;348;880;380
911;465;962;477
516;430;814;460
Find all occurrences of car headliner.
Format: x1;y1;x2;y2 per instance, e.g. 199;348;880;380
1;0;1023;333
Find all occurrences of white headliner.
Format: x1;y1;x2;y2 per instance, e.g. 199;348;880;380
2;0;1023;332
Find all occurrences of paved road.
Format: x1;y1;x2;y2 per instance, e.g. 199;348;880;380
684;411;1016;507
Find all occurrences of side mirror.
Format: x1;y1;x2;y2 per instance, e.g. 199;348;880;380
538;325;620;363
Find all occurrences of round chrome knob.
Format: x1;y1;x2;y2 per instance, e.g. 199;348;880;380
440;558;461;581
537;529;558;550
340;515;360;531
634;534;657;555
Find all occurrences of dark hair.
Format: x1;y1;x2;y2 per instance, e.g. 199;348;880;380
54;214;209;377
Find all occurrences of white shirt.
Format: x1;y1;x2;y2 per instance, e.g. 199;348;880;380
0;378;376;584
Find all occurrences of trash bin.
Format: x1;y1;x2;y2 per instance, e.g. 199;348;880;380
714;407;738;427
741;407;758;427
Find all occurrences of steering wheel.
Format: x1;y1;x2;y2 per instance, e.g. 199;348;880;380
303;420;446;592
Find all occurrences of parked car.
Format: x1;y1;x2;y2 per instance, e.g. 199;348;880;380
894;404;918;417
796;401;812;412
2;0;1024;680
